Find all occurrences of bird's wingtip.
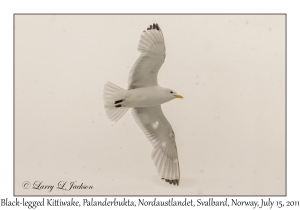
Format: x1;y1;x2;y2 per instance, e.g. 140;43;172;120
161;178;179;186
145;23;161;32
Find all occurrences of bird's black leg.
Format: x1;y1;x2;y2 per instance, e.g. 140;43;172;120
114;99;123;104
114;99;124;108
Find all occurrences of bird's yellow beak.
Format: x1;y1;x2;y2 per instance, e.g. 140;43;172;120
175;95;183;99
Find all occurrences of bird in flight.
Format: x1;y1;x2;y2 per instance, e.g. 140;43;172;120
104;23;183;185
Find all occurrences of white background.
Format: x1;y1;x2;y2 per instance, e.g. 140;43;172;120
0;0;299;209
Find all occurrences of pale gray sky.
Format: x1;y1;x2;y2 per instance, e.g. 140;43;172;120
15;15;285;195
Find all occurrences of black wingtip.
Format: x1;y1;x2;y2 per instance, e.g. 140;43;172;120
153;23;156;29
156;23;161;31
145;23;161;31
161;178;179;186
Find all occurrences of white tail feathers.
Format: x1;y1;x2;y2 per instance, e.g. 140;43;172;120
103;82;129;122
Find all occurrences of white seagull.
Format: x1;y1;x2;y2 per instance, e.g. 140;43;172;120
103;23;183;185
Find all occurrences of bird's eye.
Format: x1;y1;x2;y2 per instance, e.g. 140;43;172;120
170;91;173;94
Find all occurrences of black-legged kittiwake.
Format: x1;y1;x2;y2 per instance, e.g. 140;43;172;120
104;23;183;186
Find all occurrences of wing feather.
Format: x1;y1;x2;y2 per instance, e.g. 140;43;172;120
132;106;180;185
128;23;166;89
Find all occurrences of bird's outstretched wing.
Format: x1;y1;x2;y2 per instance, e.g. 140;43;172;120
128;23;166;89
132;106;180;185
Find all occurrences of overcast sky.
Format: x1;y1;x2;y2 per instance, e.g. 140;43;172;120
15;15;285;195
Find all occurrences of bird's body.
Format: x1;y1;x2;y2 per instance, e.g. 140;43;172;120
103;23;183;185
116;86;176;108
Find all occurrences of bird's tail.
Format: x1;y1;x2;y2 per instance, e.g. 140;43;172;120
103;81;129;122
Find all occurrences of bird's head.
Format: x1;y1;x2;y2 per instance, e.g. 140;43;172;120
166;88;183;100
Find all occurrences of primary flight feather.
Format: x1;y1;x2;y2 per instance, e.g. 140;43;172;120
103;23;183;185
